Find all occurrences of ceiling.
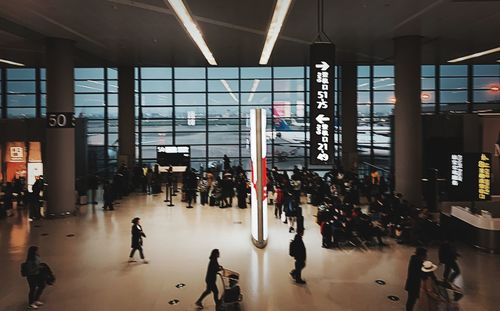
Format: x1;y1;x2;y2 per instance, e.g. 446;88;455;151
0;0;499;67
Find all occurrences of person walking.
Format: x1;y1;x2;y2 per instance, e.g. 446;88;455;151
88;173;99;204
199;175;209;206
418;261;446;311
21;246;46;309
195;249;223;309
102;180;114;211
285;193;298;233
184;168;198;208
289;228;306;284
405;247;428;311
128;217;148;263
439;240;461;284
274;184;284;219
235;173;247;209
146;167;153;195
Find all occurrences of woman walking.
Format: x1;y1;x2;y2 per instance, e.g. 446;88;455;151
195;249;223;309
129;217;148;263
418;261;446;311
22;246;46;309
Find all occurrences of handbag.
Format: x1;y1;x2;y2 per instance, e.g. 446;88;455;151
281;212;287;222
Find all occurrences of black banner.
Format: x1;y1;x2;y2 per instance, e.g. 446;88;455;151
309;42;335;165
156;146;191;167
449;153;491;201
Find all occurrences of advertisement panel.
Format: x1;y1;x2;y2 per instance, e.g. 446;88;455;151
309;42;335;165
250;109;268;248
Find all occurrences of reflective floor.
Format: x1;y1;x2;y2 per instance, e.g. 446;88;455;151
1;191;499;311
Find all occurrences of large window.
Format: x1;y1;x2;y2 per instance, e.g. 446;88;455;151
1;64;498;176
134;66;327;171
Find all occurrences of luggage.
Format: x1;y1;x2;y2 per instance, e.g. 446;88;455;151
224;285;241;303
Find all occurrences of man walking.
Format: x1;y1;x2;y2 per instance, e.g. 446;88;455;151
404;247;427;311
289;228;306;284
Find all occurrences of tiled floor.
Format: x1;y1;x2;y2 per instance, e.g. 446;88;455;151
1;190;498;311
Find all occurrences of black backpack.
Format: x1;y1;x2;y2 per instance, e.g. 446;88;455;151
289;239;296;257
20;262;27;277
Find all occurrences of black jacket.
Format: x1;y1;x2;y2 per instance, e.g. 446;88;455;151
405;255;423;295
131;224;146;248
205;258;221;284
293;234;306;262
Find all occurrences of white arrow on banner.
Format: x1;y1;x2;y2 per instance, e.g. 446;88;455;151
315;61;330;71
316;114;330;124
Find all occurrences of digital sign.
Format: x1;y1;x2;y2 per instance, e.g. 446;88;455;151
478;153;491;200
309;42;335;165
156;146;190;167
449;153;491;201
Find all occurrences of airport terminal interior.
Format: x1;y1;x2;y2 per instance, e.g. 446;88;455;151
1;0;500;310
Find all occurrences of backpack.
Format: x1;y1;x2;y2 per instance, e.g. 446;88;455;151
289;239;297;257
20;262;27;277
275;188;284;205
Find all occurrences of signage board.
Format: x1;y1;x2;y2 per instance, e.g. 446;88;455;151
309;42;335;165
156;145;191;167
47;112;75;128
449;152;491;201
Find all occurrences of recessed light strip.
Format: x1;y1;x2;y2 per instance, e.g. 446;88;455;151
259;0;293;65
0;58;25;67
448;47;500;63
165;0;217;65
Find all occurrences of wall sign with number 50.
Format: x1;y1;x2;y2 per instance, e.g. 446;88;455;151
47;112;76;128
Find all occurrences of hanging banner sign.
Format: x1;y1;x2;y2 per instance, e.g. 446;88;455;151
309;42;335;165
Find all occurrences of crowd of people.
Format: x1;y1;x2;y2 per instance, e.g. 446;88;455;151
0;175;45;220
6;154;467;310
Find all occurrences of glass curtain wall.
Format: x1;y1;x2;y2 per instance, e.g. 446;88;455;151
1;65;498;175
356;64;500;172
134;66;328;172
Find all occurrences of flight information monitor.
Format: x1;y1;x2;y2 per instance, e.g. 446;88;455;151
156;146;191;167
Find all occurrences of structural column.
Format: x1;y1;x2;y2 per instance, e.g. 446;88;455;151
341;63;358;172
394;36;422;205
45;38;75;216
118;66;135;168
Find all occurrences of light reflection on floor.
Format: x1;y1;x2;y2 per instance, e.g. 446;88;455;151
0;190;499;311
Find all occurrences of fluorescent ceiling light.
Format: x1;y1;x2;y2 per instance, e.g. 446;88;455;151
165;0;217;65
448;46;500;63
248;79;261;102
259;0;293;65
220;80;238;102
0;58;25;66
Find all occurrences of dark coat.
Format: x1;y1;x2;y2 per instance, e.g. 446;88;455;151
293;234;306;262
205;258;221;284
131;224;146;248
405;254;423;295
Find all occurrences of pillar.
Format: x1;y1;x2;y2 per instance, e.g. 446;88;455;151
341;63;358;172
45;38;75;216
118;66;135;168
394;36;422;205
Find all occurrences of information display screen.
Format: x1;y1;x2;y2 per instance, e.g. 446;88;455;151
449;152;491;201
156;146;190;167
